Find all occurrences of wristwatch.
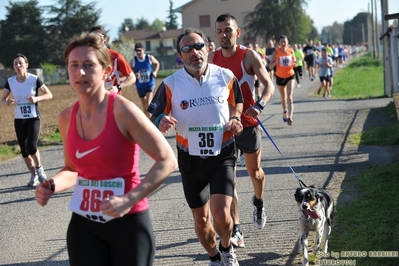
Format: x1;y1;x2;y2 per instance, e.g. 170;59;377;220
256;99;266;110
117;84;122;91
230;116;241;122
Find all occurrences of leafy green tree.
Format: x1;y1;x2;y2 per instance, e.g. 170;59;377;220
43;0;100;65
135;17;150;30
151;19;165;31
119;18;135;34
110;36;135;64
244;0;311;44
0;0;47;68
165;0;178;30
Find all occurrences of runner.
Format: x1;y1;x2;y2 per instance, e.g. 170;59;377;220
209;13;275;248
131;43;160;117
269;35;297;125
293;44;304;88
148;27;243;266
302;39;317;81
89;25;135;94
1;53;53;186
35;32;177;266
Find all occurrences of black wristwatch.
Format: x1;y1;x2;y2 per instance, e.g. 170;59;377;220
255;99;266;110
230;116;241;122
117;84;122;91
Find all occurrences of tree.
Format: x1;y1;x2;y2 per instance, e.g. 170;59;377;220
165;0;178;30
151;19;165;31
43;0;100;65
0;0;47;68
119;18;135;35
135;17;150;30
110;36;135;63
244;0;310;45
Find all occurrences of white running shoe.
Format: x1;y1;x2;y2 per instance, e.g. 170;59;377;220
230;230;245;248
27;174;40;187
252;195;267;229
221;247;239;266
36;165;47;182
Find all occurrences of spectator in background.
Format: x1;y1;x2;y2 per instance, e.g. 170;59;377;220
130;43;160;118
89;25;135;94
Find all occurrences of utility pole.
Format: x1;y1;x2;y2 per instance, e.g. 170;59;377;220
371;0;376;58
361;23;365;46
381;0;391;96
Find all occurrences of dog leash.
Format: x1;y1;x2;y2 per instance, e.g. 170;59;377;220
256;118;308;188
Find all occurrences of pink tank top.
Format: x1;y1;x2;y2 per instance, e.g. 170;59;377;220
67;92;148;214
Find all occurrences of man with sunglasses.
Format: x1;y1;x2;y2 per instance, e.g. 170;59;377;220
130;43;160;118
208;14;275;249
148;27;242;266
89;25;135;94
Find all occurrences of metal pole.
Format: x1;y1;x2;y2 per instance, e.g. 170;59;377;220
381;0;392;96
371;0;376;58
375;0;379;59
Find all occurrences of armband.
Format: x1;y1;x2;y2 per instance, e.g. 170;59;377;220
155;114;166;128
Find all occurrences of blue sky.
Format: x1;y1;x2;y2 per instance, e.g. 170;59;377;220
1;0;398;40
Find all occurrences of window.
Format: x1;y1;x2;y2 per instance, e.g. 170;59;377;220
145;41;151;51
199;15;211;27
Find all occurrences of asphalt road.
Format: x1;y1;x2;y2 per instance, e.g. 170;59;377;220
1;70;397;266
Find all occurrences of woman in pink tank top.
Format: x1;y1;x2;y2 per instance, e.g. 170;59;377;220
35;32;177;266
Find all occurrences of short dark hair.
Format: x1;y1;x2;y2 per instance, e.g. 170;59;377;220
215;13;238;27
13;53;28;64
176;28;208;55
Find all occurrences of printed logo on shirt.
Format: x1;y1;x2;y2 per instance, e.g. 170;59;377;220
180;96;225;110
75;146;100;159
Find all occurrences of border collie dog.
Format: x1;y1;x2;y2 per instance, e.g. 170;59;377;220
294;186;335;266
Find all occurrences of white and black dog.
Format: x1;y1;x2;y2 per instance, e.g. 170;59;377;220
294;186;335;266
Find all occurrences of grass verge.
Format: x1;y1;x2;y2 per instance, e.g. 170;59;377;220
327;162;399;266
309;53;399;265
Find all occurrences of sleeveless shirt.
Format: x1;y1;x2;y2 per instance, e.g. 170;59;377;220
67;92;148;214
213;46;258;128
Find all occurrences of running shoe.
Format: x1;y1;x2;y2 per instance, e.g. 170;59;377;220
252;195;267;229
27;174;40;187
297;84;301;88
209;257;222;266
240;153;245;166
230;230;245;248
221;247;239;266
287;118;293;126
283;111;288;122
36;165;47;182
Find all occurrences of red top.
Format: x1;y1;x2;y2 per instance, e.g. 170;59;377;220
67;92;148;214
213;46;258;128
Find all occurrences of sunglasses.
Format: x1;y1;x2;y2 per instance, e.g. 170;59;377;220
135;49;142;52
180;43;205;53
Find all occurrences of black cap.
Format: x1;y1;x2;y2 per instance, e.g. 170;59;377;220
135;43;143;50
